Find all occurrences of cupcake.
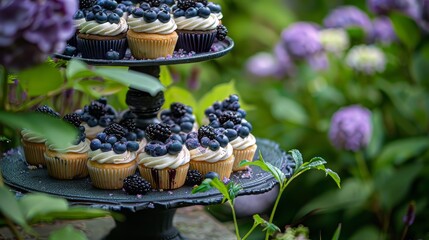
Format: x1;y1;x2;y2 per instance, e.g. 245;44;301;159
173;0;219;53
137;123;190;190
21;105;60;166
117;112;147;153
126;4;178;59
186;125;234;180
77;3;128;59
160;102;198;135
207;2;223;22
87;123;139;189
44;113;90;179
67;10;87;47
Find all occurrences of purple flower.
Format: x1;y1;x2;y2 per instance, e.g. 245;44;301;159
273;43;294;77
323;6;373;34
0;0;77;70
281;22;323;59
329;105;372;152
307;53;329;71
245;52;282;78
368;0;420;19
371;17;397;44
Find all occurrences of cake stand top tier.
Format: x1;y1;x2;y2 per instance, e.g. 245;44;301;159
54;37;234;67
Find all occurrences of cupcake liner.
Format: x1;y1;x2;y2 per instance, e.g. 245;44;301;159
44;151;89;180
87;161;137;190
21;139;47;166
77;36;127;59
67;32;77;48
190;155;234;180
127;31;178;59
138;163;189;190
175;30;217;53
232;144;258;171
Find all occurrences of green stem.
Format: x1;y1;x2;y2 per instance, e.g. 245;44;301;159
229;201;241;240
14;84;69;112
354;151;371;181
242;222;258;240
5;217;24;240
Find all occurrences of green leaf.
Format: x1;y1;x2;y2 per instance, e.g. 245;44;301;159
0;136;10;142
209;177;230;203
410;42;429;84
19;193;68;221
268;95;308;125
191;178;214;194
227;182;243;202
240;151;285;187
289;149;303;169
163;86;197;112
0;111;77;149
159;66;173;87
252;214;280;235
17;62;63;96
366;109;384;159
66;59;96;81
30;207;114;223
390;12;421;50
331;223;342;240
0;186;29;230
252;214;265;226
48;225;87;240
325;168;341;189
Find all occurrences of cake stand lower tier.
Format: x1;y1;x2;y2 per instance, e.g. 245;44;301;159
0;139;295;240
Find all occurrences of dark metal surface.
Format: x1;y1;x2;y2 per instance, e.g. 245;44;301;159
1;138;293;211
53;37;234;66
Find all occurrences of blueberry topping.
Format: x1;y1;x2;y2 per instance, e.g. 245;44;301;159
117;3;127;11
237;109;247;118
151;7;160;13
106;135;118;145
223;120;234;129
126;132;137;141
173;9;185;18
73;10;85;19
96;132;107;142
99;115;113;127
171;124;181;133
186;132;198;140
185;138;199;150
241;121;253;131
200;136;210;147
185;7;197;18
157;10;171;23
195;2;204;8
113;142;127;154
169;134;183;143
85;12;95;21
238;126;250;138
205;171;219;179
63;45;77;56
167;140;183;155
92;5;103;13
126;141;140;152
224;129;238;141
100;143;112;152
143;9;157;23
104;0;118;10
207;3;221;13
136;129;145;140
90;139;102;151
198;6;211;18
159;3;170;12
180;121;193;133
87;117;98;127
140;2;151;10
109;12;121;23
132;7;144;17
216;135;229;148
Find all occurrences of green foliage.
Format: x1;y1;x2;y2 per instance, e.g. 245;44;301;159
389;13;421;50
48;225;87;240
18;62;63;97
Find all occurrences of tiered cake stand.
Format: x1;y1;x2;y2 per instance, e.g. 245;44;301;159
0;38;296;239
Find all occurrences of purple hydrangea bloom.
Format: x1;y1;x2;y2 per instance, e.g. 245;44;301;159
419;0;429;31
281;22;323;59
368;0;420;19
323;6;373;34
273;43;294;77
329;105;372;152
245;52;282;79
0;0;77;70
371;17;397;44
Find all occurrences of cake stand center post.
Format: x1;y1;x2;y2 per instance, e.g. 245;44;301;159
126;65;165;130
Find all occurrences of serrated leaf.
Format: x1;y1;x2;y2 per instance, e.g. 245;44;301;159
19;193;68;221
289;149;303;169
18;62;63;96
0;186;29;230
48;225;87;240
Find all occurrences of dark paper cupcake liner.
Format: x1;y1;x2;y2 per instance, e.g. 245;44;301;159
175;30;217;53
67;34;77;48
77;37;127;59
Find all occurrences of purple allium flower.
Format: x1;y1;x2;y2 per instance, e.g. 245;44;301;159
281;22;323;59
345;45;386;75
329;105;372;152
0;0;77;70
323;6;373;34
371;17;397;44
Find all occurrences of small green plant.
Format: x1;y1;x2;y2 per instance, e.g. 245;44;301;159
192;149;341;240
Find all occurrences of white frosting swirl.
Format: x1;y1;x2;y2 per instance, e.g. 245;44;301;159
21;129;46;143
229;134;256;150
138;148;190;169
175;14;219;31
74;18;86;30
127;16;177;34
82;123;105;139
46;139;91;153
79;18;128;36
89;149;136;164
189;143;233;163
213;12;223;20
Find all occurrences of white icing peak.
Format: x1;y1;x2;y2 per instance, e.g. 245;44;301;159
127;15;177;34
175;14;219;31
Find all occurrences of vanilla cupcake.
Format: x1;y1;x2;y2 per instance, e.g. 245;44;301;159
160;102;198;135
117;112;147;153
137;123;190;190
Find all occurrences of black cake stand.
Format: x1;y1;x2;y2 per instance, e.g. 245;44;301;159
0;38;295;239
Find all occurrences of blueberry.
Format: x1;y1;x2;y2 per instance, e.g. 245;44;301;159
195;2;204;8
86;12;95;21
120;137;127;143
96;132;107;142
107;135;117;144
73;10;85;19
198;6;211;18
100;143;112;152
205;171;219;179
140;2;151;10
214;109;223;117
228;102;240;111
185;7;197;18
155;144;168;156
207;112;217;121
87;117;98;127
214;127;225;135
97;0;106;5
208;140;220;151
122;0;133;6
173;9;185;18
223;120;234;129
180;116;191;123
90;139;102;151
241;121;253;132
63;45;76;56
213;102;221;110
143;10;157;23
208;3;221;13
95;11;108;23
186;132;198;140
162;0;174;4
179;133;187;143
127;6;136;14
99;116;112;127
186;106;193;114
126;141;140;152
151;7;160;13
216;135;229;148
92;5;103;13
237;109;247;118
126;132;137;141
113;142;127;154
117;3;127;11
136;129;145;140
105;49;120;60
238;126;250;138
200;137;210;147
108;12;121;24
132;7;144;17
160;4;170;12
104;0;118;10
180;121;193;133
113;8;124;17
209;120;220;128
79;125;86;132
169;134;183;143
145;141;159;155
229;94;239;102
185;138;199;150
167;140;183;155
171;124;181;133
224;129;238;141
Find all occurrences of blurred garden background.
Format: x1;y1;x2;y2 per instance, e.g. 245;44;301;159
1;0;429;239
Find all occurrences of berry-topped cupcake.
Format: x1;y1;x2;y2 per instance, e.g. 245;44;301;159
160;102;198;135
173;0;219;53
87;123;140;189
21;105;60;166
117;112;147;153
76;98;117;140
126;2;178;59
186;125;234;180
137;123;190;190
77;1;128;59
44;113;91;179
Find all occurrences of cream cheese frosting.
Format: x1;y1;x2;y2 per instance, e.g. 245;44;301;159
138;148;190;169
175;14;219;31
189;143;233;163
74;17;86;30
127;16;177;34
229;134;256;150
89;149;136;164
47;139;91;153
21;129;46;143
82;123;105;139
79;18;128;36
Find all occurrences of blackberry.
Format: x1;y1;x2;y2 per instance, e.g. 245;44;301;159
88;101;106;119
185;169;203;186
216;24;228;41
170;102;187;118
119;118;136;133
123;175;152;195
219;111;242;125
104;123;128;138
146;123;171;142
176;0;196;10
198;125;216;141
63;113;82;128
35;105;60;118
79;0;97;9
143;0;161;6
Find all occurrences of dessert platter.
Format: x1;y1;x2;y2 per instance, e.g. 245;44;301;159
1;0;296;239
